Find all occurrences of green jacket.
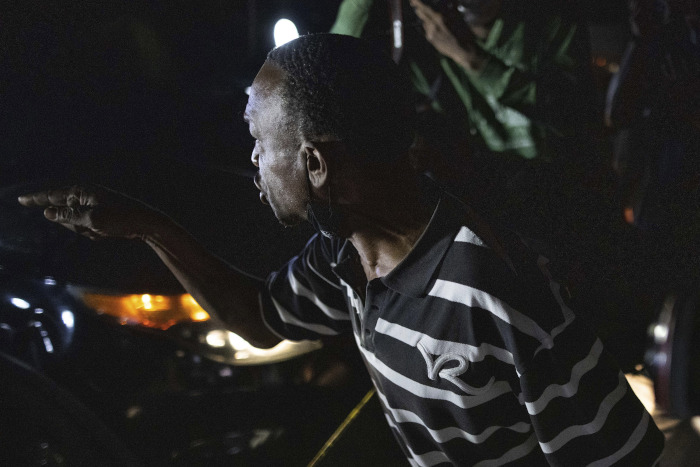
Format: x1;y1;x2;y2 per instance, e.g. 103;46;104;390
331;0;594;162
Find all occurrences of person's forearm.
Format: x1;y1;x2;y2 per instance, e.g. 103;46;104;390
448;42;488;73
141;213;281;348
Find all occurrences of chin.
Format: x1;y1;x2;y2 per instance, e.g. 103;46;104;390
272;209;304;229
277;218;301;229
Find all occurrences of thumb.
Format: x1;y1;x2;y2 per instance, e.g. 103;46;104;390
44;207;59;220
44;206;92;227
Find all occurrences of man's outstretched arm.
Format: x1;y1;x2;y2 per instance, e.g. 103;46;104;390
18;185;282;349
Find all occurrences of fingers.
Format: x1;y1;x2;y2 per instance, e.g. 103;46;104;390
17;191;51;207
44;205;112;240
410;0;440;23
410;0;460;47
43;205;95;228
17;185;146;240
18;186;97;207
18;189;66;207
410;0;442;44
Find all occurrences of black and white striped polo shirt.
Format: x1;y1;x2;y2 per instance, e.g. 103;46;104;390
261;193;664;466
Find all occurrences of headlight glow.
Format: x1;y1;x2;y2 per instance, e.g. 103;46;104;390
80;292;210;330
205;330;228;348
61;310;75;328
231;338;323;366
10;297;31;309
75;289;322;365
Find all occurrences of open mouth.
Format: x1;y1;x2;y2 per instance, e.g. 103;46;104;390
253;174;269;205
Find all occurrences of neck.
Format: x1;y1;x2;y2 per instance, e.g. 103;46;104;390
345;179;435;281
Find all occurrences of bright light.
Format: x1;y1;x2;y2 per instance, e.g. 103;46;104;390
206;330;228;348
274;19;299;47
61;310;75;328
10;297;30;309
79;292;211;330
192;310;209;321
231;339;323;366
43;337;54;353
692;417;700;436
228;332;252;351
625;373;656;414
653;323;669;343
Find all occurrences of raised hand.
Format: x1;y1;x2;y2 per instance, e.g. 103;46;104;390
17;185;159;240
409;0;486;72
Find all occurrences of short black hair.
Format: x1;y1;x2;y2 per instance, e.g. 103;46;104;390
266;33;415;164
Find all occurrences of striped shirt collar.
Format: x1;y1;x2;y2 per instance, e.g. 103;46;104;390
333;193;463;299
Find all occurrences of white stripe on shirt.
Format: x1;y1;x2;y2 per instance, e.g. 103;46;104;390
586;410;651;467
288;266;349;321
358;343;512;409
304;250;343;290
540;371;629;454
428;279;553;346
382;415;450;467
534;256;576;355
375;318;514;366
525;338;605;415
455;226;489;248
395;419;537;467
473;433;539;467
376;387;531;444
270;296;340;335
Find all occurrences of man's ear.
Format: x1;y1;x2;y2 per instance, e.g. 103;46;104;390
304;142;332;190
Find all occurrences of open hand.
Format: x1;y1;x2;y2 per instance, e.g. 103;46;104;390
409;0;484;71
17;185;157;240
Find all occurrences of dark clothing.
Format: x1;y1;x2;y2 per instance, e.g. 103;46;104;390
261;191;664;466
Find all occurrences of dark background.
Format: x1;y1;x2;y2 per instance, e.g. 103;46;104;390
1;0;631;278
2;0;354;278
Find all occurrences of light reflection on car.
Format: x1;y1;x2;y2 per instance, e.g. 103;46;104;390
72;286;323;365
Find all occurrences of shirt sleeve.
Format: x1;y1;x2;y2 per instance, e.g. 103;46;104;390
516;292;665;465
329;0;375;37
490;231;666;465
260;234;353;341
440;12;594;160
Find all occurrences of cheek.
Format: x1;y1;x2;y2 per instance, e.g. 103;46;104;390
281;157;307;196
287;157;312;209
263;153;308;199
